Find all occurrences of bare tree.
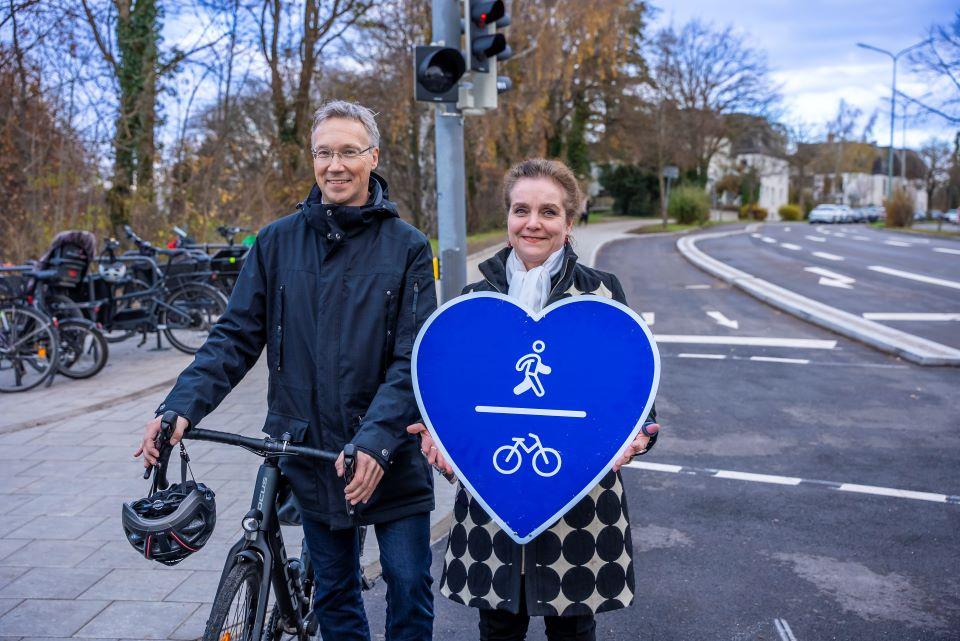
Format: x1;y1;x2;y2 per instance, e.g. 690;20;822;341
920;138;951;214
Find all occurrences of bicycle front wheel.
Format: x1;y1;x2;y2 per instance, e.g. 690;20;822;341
0;305;58;393
56;319;108;379
161;283;227;354
202;561;262;641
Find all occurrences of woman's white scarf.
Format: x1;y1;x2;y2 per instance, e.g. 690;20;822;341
506;246;565;312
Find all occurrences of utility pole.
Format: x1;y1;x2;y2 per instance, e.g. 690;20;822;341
433;0;468;303
857;38;932;200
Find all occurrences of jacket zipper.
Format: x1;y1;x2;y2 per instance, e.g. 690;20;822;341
412;281;420;327
483;278;502;293
548;259;572;298
276;284;285;372
382;289;395;380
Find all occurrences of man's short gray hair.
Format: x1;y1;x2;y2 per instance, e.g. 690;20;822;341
311;100;380;148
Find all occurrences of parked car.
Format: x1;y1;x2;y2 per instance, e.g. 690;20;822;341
849;207;866;223
931;209;945;220
809;204;843;224
914;210;927;221
945;209;959;224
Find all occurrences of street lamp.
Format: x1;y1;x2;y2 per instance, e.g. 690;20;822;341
856;38;933;200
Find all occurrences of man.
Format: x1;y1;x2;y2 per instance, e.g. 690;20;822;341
136;100;438;640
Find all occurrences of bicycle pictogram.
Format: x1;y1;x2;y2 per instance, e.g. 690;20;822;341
492;433;562;477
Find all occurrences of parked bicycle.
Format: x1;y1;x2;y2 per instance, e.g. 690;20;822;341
171;224;252;295
137;412;364;641
0;266;108;392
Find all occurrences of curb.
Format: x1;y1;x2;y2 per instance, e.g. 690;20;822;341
676;227;960;367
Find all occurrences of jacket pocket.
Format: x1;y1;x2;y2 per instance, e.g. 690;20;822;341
275;284;285;372
262;411;308;442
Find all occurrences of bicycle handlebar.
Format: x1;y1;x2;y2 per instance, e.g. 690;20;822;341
183;427;339;463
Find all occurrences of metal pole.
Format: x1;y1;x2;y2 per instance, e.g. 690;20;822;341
888;58;896;200
433;0;468;303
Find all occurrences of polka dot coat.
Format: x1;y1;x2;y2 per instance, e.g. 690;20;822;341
438;244;656;616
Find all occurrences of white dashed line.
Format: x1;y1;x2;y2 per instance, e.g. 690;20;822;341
863;312;960;321
784;227;791;232
751;233;763;239
749;356;810;364
804;235;827;243
852;235;870;241
804;266;855;289
884;240;912;247
655;335;836;349
678;353;727;360
812;251;844;261
641;312;655;325
762;236;778;244
781;243;802;251
933;247;960;255
684;284;711;289
867;266;960;290
775;618;799;641
625;462;960;505
833;232;848;238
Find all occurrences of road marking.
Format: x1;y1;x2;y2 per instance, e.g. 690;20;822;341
863;312;960;321
641;312;655;325
933;247;960;255
804;266;855;289
884;240;912;247
867;265;960;290
678;353;727;360
781;243;802;251
684;284;711;289
762;236;778;244
837;483;949;503
833;232;848;238
655;335;836;349
625;461;960;505
852;235;870;241
475;406;587;418
751;233;763;239
784;227;791;232
812;251;844;261
775;618;799;641
804;235;827;242
715;470;802;485
750;356;810;364
706;310;739;329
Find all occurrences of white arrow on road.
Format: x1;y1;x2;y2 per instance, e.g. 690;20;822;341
706;310;739;329
804;266;856;289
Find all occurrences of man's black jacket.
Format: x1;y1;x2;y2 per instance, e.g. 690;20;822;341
158;173;439;528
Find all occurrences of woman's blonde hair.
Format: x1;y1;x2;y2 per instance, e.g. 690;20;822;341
502;158;582;224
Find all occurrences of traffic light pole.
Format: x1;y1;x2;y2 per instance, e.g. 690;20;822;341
433;0;468;303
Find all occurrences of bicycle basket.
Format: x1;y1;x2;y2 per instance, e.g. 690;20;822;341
0;274;31;302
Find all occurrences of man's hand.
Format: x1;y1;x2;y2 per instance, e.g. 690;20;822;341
612;423;660;472
336;450;384;506
134;414;190;467
407;422;453;476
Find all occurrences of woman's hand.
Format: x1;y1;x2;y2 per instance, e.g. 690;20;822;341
407;422;455;477
612;423;660;472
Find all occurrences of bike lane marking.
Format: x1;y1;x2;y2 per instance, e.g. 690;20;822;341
867;265;960;290
625;461;959;505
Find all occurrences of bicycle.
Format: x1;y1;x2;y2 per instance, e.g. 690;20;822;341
145;412;361;641
492;433;563;477
171;224;252;295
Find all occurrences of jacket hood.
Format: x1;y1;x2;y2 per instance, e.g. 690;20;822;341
301;171;398;238
478;242;579;294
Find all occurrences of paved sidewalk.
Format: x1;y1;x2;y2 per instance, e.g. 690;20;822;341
0;216;654;640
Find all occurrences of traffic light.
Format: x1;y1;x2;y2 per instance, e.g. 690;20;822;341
459;0;512;113
414;46;466;103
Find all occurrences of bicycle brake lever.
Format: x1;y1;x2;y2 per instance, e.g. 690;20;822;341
142;411;177;489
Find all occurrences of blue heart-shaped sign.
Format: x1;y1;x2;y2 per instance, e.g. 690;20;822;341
413;293;660;543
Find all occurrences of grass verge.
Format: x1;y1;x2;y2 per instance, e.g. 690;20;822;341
869;222;960;238
627;220;735;235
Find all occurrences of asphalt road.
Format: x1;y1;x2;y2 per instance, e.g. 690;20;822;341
365;231;960;640
698;223;960;350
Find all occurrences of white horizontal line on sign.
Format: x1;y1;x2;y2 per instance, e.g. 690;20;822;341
475;406;587;418
863;312;960;321
868;265;960;290
678;353;727;359
749;356;810;364
933;247;960;255
655;335;836;349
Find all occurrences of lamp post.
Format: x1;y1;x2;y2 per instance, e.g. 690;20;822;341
856;38;932;200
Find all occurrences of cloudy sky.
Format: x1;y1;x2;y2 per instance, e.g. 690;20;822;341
650;0;956;147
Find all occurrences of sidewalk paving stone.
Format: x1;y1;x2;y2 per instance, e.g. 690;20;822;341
0;541;98;569
9;495;101;518
0;542;28;564
0;568;109;600
8;517;106;542
0;517;36;539
0;568;28;590
0;599;109;637
0;598;21;617
74;601;198;640
168;605;209;641
160;571;218;604
0;496;35;516
79;570;189;602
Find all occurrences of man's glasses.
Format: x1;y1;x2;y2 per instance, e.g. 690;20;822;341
311;146;373;163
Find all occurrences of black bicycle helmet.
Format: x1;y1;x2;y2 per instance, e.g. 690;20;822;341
122;479;216;566
123;412;216;566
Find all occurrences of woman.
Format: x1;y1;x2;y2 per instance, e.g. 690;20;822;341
409;158;660;641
